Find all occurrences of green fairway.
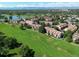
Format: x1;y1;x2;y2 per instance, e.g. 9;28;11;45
0;23;79;57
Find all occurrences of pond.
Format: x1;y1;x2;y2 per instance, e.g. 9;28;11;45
11;15;22;21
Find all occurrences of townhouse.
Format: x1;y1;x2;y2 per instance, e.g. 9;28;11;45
45;27;63;38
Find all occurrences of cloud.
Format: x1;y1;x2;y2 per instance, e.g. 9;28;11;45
16;3;55;7
0;4;14;7
0;4;4;7
16;4;35;7
16;4;44;7
0;2;79;8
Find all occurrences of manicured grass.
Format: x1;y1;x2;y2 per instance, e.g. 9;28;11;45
0;23;79;57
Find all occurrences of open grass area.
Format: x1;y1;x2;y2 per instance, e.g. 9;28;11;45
0;23;79;57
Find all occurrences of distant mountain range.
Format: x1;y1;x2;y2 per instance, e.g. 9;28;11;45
0;7;79;10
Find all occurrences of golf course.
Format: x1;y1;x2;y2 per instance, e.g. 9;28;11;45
0;23;79;57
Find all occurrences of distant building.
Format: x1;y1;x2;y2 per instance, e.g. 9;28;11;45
56;23;68;30
45;27;63;38
44;16;53;21
39;21;53;27
64;23;77;32
31;16;39;24
32;24;41;30
19;21;25;25
25;20;33;26
72;31;79;43
25;20;41;30
44;21;53;26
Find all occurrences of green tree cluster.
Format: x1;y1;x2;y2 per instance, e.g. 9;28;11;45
0;32;35;57
64;30;73;42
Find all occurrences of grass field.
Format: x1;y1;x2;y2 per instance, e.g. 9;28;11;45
0;23;79;57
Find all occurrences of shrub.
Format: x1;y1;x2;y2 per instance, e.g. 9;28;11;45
20;45;35;57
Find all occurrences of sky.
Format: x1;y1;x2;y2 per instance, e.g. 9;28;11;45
0;2;79;8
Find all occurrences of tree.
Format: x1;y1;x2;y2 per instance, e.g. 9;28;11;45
9;16;12;20
0;32;34;57
20;45;35;57
0;15;5;19
0;35;7;47
0;47;9;57
20;24;26;30
52;20;59;25
64;30;73;42
4;37;21;49
39;17;45;21
4;19;9;23
40;22;45;27
59;19;65;23
0;32;4;35
0;32;9;57
39;24;46;33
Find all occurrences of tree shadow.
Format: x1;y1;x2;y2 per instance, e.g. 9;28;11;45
7;53;17;57
9;43;22;49
0;32;5;35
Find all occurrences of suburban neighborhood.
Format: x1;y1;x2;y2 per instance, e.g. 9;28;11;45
1;2;79;57
15;14;78;43
0;12;79;43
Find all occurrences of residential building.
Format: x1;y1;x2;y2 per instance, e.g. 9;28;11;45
56;23;68;30
64;23;77;32
72;31;79;43
45;27;63;38
44;16;53;21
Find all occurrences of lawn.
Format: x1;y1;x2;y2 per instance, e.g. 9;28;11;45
0;23;79;57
